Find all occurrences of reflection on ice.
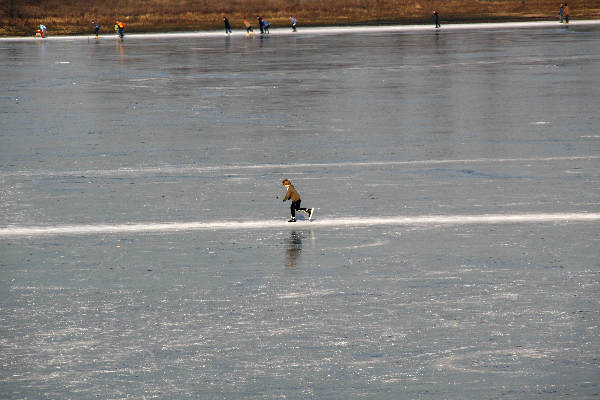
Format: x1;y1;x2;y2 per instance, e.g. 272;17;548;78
284;230;303;268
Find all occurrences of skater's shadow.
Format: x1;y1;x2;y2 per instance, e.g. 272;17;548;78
285;230;303;268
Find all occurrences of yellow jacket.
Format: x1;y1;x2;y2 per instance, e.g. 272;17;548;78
283;185;301;202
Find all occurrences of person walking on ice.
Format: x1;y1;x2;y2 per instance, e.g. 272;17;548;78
290;16;297;32
243;20;254;36
257;16;265;34
223;16;232;34
282;179;314;222
559;4;564;23
115;21;124;39
38;24;47;38
92;20;100;38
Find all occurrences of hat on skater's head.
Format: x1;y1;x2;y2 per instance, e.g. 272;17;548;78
282;179;291;186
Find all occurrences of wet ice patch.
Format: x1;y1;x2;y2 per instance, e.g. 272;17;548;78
327;239;389;250
435;348;553;375
278;289;337;299
128;78;170;82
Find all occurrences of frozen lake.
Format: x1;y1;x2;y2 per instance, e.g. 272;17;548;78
1;22;599;399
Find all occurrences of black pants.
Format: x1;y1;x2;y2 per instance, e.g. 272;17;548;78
291;200;308;218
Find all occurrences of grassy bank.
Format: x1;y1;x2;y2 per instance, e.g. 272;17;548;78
2;0;600;36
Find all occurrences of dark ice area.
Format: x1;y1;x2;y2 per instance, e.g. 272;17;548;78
1;24;599;399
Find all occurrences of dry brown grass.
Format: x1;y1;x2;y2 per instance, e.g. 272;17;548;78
2;0;600;36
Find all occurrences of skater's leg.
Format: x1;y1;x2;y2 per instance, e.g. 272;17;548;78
293;200;313;219
291;200;305;218
288;202;297;222
299;207;314;219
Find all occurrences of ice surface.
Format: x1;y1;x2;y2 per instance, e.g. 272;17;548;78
1;22;599;399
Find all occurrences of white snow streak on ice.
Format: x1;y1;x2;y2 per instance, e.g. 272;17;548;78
1;213;598;238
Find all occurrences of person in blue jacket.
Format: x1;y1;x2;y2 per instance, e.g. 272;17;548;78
559;4;564;23
290;16;297;32
92;20;100;38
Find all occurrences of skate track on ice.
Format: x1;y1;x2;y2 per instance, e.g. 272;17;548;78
1;213;598;238
2;155;598;178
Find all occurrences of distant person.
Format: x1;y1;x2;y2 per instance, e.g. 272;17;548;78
290;16;297;32
257;16;265;34
38;24;47;38
559;4;564;23
563;3;570;23
116;20;124;38
264;20;270;34
282;179;314;223
243;19;253;36
223;17;232;34
433;11;440;28
92;20;100;38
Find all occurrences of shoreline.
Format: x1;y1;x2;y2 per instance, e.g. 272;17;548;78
1;19;598;42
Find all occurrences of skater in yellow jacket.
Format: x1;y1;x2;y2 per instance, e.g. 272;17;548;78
282;179;314;222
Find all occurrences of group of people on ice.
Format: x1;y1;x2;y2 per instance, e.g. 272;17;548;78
228;16;296;36
44;16;291;39
36;20;126;39
35;3;573;39
559;3;570;23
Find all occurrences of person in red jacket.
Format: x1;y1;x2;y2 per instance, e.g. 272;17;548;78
282;179;314;222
